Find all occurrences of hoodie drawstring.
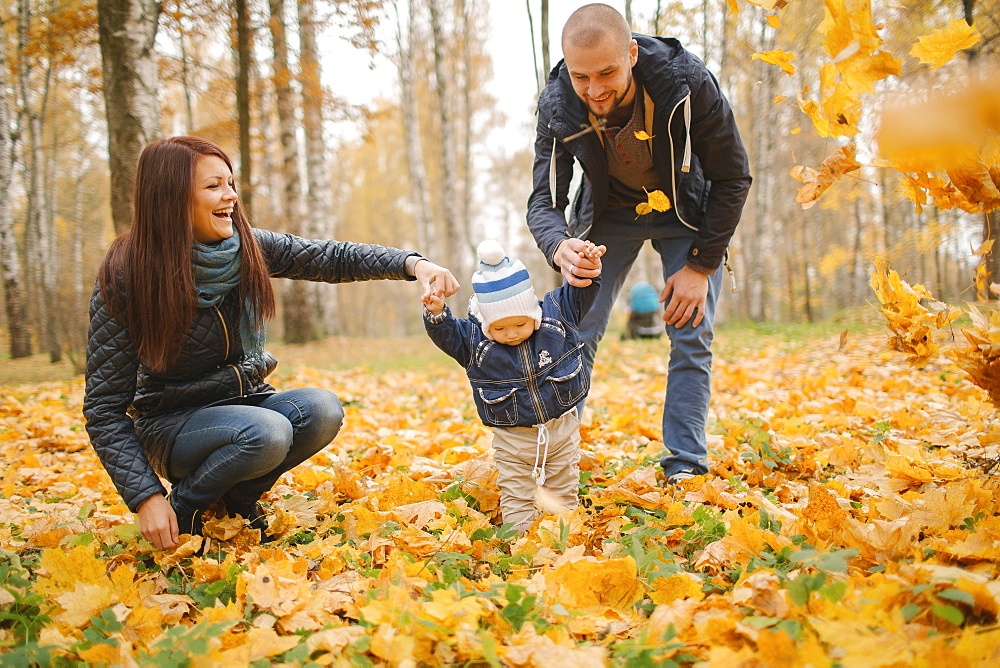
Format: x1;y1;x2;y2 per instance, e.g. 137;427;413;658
532;423;550;486
549;136;558;208
681;94;692;173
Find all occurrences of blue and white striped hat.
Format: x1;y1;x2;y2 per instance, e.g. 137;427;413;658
472;240;542;339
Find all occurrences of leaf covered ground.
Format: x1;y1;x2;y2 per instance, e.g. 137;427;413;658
1;327;999;666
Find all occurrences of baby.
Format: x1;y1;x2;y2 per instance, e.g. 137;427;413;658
423;240;604;532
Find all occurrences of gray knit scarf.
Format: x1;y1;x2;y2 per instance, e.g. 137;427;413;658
190;229;264;364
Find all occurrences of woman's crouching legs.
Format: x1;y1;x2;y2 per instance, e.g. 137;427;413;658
167;388;344;526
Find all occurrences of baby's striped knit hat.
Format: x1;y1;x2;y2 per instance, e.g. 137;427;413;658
471;240;542;339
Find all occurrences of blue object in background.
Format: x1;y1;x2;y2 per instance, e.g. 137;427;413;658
629;282;660;314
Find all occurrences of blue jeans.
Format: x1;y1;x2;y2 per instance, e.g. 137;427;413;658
167;388;344;511
579;208;722;476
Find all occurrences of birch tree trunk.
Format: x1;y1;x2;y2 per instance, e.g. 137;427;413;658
297;0;329;239
298;0;332;327
0;27;32;358
526;0;541;93
234;0;254;218
18;0;61;362
97;0;162;235
268;0;316;342
540;0;549;78
458;0;473;261
428;0;466;277
397;0;435;252
178;21;195;133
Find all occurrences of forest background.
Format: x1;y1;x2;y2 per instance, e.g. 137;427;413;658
1;0;998;369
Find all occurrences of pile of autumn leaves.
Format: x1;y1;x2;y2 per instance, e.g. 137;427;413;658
1;324;999;666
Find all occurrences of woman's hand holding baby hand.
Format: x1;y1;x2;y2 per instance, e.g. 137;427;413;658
413;259;460;301
423;291;445;315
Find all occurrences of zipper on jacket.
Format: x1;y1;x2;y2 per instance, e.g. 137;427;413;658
229;364;243;396
215;305;243;395
214;305;231;360
665;94;698;232
519;344;547;423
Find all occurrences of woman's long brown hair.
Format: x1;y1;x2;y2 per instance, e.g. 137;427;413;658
97;137;275;372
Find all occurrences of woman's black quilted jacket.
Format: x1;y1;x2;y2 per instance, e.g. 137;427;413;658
83;229;418;512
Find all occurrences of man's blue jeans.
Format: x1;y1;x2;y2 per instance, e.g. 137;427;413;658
167;388;344;511
579;207;723;476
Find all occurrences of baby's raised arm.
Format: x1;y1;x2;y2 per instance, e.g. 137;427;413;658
423;288;446;315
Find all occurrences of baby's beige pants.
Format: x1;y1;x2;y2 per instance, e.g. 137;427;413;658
491;409;581;533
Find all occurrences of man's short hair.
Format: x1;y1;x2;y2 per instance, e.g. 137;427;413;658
562;3;632;53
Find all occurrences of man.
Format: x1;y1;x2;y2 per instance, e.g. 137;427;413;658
526;3;751;483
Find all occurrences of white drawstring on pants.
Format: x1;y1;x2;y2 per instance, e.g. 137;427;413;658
532;424;550;486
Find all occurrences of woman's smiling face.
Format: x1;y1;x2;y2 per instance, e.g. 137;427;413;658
191;155;238;244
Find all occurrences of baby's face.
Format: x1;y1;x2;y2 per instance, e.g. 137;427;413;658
488;316;535;346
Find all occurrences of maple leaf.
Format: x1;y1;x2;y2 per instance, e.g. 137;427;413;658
544;555;646;611
791;142;861;208
743;0;788;9
243;627;302;661
35;545;109;596
752;49;796;75
870;257;961;367
910;19;981;69
650;572;704;605
54;583;118;628
946;303;1000;405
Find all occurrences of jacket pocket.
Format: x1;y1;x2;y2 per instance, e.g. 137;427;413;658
548;356;588;407
478;387;518;426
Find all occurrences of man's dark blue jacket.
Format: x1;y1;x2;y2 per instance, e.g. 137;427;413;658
527;34;752;275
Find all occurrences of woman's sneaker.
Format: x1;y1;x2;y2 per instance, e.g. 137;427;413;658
223;493;275;543
168;495;205;537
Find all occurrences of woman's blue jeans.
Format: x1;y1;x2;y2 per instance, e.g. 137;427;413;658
579;207;723;477
167;388;344;511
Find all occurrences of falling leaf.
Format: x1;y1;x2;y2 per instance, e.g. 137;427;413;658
633;130;654;141
752;49;796;75
743;0;788;9
910;19;981;69
870;256;961;367
791;142;861;208
766;15;781;29
773;95;787;104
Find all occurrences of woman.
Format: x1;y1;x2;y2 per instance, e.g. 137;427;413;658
84;136;459;550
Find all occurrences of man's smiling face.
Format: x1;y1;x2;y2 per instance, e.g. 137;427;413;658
563;35;638;118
